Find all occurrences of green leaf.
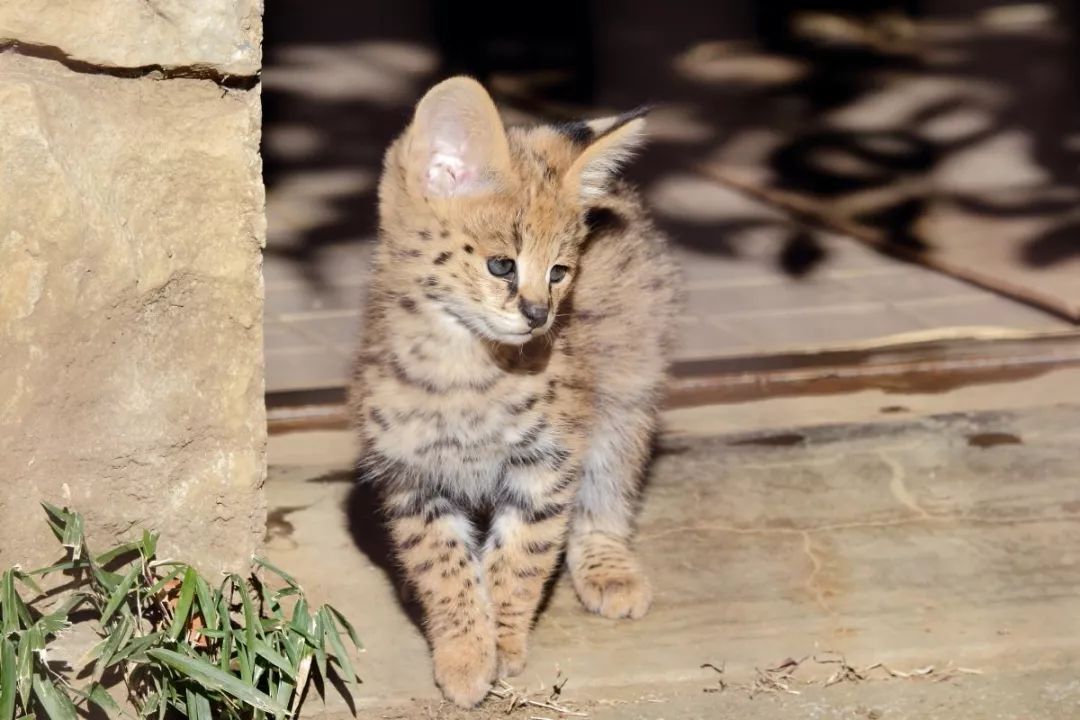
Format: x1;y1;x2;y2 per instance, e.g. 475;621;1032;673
106;631;163;667
141;530;159;560
326;605;363;650
98;616;133;669
70;683;124;719
1;638;16;720
1;571;19;637
31;675;77;720
15;627;39;706
23;561;77;578
12;572;42;599
192;575;219;632
146;566;186;598
142;675;163;720
94;541;142;567
289;597;310;635
191;628;226;639
147;649;287;716
260;618;284;633
88;566;122;596
253;640;295;680
278;627;299;668
273;676;295;711
34;593;84;638
253;557;299;589
60;511;85;561
100;564;140;627
310;609;328;686
320;608;358;684
217;595;233;674
40;503;68;542
184;688;213;720
237;644;253;685
168;568;197;640
237;576;262;641
141;689;160;718
235;575;261;684
76;638;107;675
255;579;283;621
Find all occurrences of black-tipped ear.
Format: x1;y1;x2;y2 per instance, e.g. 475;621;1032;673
563;106;651;200
555;106;653;147
584;206;627;237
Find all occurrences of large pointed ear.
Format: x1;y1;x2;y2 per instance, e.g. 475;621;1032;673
563;107;650;200
404;76;512;198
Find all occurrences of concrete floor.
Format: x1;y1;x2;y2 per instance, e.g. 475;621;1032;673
266;369;1080;719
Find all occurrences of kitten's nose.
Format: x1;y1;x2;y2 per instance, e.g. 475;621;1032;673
519;299;549;329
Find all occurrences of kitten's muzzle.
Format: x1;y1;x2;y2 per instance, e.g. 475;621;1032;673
518;298;550;329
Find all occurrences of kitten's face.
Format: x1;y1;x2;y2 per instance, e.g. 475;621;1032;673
430;163;587;344
385;77;646;346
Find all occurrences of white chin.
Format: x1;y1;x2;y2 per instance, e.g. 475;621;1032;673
497;331;536;346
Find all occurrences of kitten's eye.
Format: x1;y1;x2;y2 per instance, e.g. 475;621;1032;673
549;265;569;283
487;257;515;278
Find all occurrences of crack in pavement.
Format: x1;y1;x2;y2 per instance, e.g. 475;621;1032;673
0;39;259;89
800;530;831;613
881;451;933;520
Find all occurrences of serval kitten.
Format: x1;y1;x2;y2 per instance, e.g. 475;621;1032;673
349;77;678;707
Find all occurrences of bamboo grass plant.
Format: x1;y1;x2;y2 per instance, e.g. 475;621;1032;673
0;504;361;718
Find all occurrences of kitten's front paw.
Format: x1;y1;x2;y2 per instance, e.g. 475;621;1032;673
432;633;497;708
496;634;528;678
573;565;653;620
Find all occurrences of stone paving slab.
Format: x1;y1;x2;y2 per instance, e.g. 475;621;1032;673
265;401;1080;716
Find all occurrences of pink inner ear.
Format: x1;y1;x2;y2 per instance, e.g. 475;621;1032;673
427;150;468;192
425;121;477;195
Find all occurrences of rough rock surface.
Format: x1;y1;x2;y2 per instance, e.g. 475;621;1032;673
0;50;265;574
0;0;262;76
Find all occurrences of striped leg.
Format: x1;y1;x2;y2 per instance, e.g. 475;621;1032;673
485;463;576;677
568;408;654;619
384;489;496;707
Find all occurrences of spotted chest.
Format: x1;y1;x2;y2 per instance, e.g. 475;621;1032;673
362;364;571;497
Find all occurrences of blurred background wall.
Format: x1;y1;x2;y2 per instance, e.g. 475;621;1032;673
262;0;1080;394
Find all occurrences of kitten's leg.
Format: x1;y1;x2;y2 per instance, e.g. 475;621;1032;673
568;407;654;619
383;487;496;707
485;462;576;677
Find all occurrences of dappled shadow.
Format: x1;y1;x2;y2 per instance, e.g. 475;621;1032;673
264;1;1080;320
682;0;1080;286
308;468;428;634
263;1;440;293
263;1;849;290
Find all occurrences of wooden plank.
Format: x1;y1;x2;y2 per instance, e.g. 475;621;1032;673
267;331;1080;434
700;162;1080;322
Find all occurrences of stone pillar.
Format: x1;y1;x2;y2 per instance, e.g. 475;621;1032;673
0;1;266;574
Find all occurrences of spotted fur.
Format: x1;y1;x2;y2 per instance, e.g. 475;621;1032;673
349;77;679;707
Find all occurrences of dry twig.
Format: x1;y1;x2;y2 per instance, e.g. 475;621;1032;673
487;677;588;717
749;656;805;698
700;662;728;693
700;653;983;699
